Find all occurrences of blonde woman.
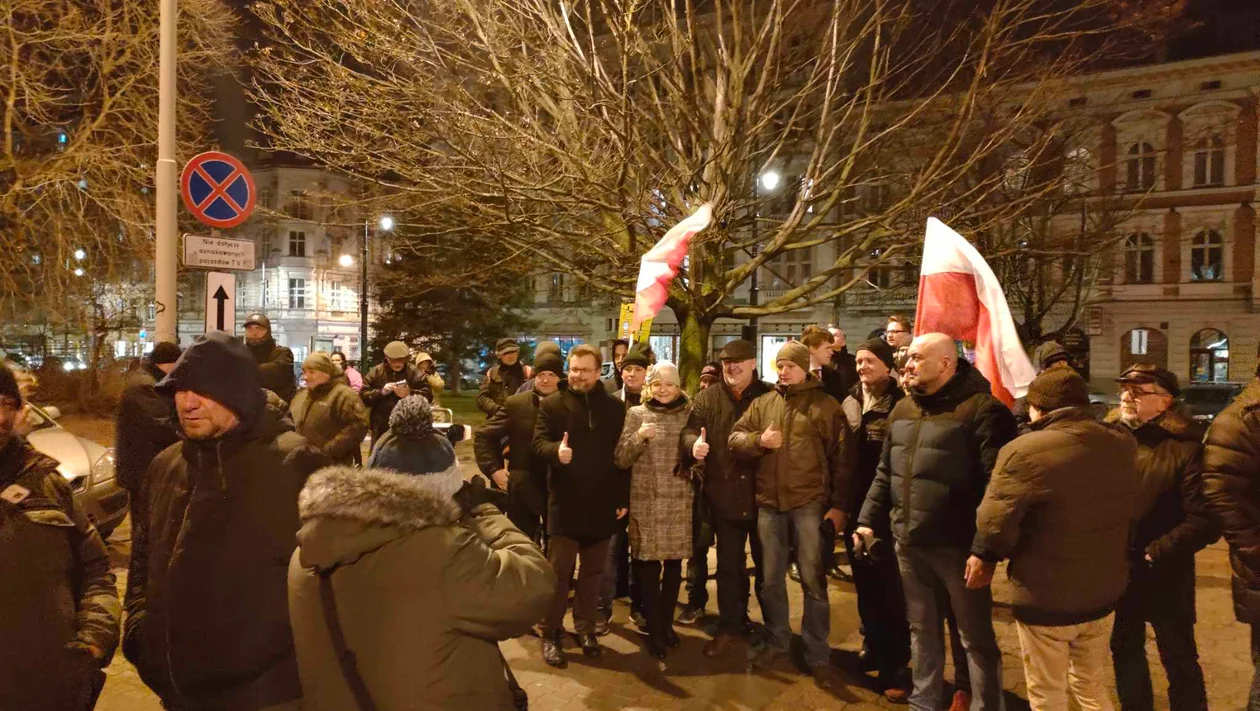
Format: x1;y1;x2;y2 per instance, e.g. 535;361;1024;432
614;361;694;661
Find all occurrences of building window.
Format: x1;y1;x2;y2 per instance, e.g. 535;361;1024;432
288;278;306;309
288;231;306;257
1190;328;1230;382
288;190;310;220
329;281;343;311
1063;147;1093;194
762;247;812;291
1193;135;1225;187
1123;233;1155;284
1120;327;1168;372
258;188;272;211
1125;142;1156;192
1190;229;1224;282
547;273;567;303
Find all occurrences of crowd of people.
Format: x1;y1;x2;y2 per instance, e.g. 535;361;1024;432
5;310;1260;711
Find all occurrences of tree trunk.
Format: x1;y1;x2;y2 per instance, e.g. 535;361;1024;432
677;307;713;394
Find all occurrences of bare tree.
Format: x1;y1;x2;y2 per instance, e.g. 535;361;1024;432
249;0;1178;384
0;0;235;329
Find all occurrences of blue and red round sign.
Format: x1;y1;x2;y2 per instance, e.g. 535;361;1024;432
180;151;256;229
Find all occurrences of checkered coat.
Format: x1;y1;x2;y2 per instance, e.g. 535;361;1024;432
615;397;694;561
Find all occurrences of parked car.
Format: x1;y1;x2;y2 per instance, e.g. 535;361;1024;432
1182;382;1245;423
24;403;128;538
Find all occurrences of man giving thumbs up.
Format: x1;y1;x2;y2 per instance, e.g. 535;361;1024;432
532;344;627;667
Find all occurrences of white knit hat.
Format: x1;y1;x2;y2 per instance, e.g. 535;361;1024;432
646;361;681;387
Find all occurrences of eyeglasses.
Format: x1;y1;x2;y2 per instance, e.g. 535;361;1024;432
1119;385;1166;399
568;366;598;375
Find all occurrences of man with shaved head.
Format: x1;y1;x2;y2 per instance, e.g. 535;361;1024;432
856;333;1017;710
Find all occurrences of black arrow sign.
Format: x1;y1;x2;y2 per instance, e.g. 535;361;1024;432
212;285;229;331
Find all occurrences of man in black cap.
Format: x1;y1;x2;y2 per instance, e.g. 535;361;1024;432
115;342;182;542
614;342;651;406
478;338;531;417
680;339;773;658
1;364;120;711
243;312;297;403
362;340;433;446
1106;363;1217;711
124;332;328;711
476;351;565;540
699;362;721;389
1012;341;1075;435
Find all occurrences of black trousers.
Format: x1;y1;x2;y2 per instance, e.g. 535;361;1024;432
713;515;766;635
1111;584;1208;710
634;559;683;646
844;528;911;673
685;494;714;609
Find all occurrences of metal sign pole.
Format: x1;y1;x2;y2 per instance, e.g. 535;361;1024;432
154;0;178;343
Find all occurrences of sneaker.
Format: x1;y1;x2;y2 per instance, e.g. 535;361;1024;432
630;610;648;630
948;690;971;711
703;633;743;658
811;664;838;690
542;632;567;668
577;633;603;658
676;605;702;625
594;617;610;637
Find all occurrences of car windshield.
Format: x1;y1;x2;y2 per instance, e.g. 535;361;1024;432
1183;388;1237;406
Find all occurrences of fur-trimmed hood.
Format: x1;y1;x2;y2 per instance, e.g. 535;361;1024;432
295;465;464;571
1105;403;1203;442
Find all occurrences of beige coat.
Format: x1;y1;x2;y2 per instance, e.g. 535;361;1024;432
615;397;694;560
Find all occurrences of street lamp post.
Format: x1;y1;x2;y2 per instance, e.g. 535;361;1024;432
745;170;779;346
154;0;178;343
359;215;393;372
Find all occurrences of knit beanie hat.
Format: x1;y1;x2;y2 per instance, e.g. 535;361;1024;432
367;395;463;497
1025;367;1091;411
156;331;265;425
0;364;20;404
534;340;562;359
855;338;896;371
1034;341;1071;371
776;341;811;372
646;361;681;387
621;343;651;370
149;341;183;366
302;351;339;377
535;352;564;378
700;362;721;382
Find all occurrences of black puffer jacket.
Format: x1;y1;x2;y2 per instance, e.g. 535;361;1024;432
123;400;328;709
1203;378;1260;623
475;387;558;520
841;380;904;524
115;364;179;495
680;379;773;522
532;384;627;543
1107;407;1218;607
247;336;297;403
858;358;1017;549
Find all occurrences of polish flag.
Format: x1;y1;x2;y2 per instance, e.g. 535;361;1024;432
914;217;1036;406
631;203;713;331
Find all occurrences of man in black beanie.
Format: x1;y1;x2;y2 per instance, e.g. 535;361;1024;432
124;332;327;711
115;342;182;539
476;351;565;539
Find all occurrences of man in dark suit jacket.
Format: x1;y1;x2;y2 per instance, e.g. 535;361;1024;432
802;326;849;404
829;327;859;394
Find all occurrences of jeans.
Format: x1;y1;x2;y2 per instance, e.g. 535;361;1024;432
1110;586;1208;711
685;494;714;610
714;515;766;635
544;535;611;635
634;559;683;646
1250;624;1260;711
844;527;911;673
896;545;1004;711
758;503;831;668
1016;615;1116;711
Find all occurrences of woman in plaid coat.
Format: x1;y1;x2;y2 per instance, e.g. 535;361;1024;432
615;361;694;661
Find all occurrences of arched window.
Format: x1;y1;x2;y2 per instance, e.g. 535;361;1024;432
1190;230;1224;282
1120;327;1168;373
1193;134;1226;187
1124;233;1155;284
1190;328;1230;382
1126;142;1156;192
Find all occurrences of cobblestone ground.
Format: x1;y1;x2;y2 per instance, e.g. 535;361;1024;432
60;416;1252;711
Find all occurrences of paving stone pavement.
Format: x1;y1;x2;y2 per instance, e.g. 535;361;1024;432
64;420;1249;711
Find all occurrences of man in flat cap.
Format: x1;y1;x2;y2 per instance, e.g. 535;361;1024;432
478;338;531;417
362;340;434;446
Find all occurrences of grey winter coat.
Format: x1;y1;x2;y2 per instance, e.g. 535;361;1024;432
615;396;694;561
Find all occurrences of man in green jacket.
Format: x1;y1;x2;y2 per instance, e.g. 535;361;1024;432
292;352;369;465
730;340;851;689
0;364;120;711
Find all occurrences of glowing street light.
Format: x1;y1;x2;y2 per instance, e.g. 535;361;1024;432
338;254;354;268
379;215;395;231
360;214;395;371
73;267;84;277
73;248;87;261
760;171;781;192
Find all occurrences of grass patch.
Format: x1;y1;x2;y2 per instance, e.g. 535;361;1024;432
441;392;486;426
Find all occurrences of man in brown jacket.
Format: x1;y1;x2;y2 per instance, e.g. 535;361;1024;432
1203;368;1260;710
730;340;850;689
970;368;1139;710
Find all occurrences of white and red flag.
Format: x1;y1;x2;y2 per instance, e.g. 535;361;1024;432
914;217;1036;406
631;203;713;332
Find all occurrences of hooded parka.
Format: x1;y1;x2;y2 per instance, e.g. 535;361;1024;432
290;376;369;464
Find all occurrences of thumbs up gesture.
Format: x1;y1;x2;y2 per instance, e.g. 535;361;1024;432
637;421;657;440
760;424;783;450
557;432;573;464
692;427;710;460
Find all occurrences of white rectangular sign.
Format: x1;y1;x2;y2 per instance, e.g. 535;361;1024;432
184;234;256;271
205;272;237;335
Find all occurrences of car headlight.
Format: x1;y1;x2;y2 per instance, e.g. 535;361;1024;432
91;449;116;485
